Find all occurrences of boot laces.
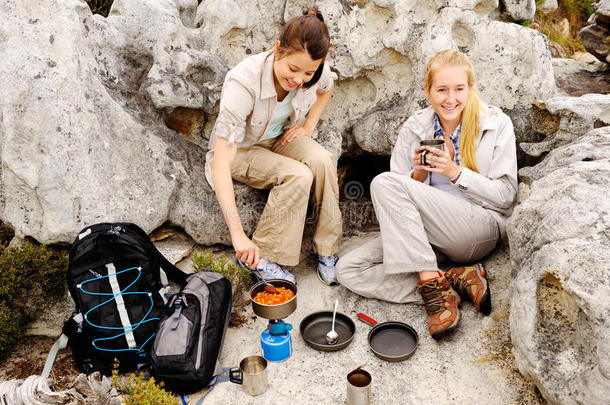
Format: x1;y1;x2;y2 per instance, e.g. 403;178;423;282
417;284;447;315
450;272;471;296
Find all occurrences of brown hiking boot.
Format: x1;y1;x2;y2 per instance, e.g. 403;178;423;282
445;263;491;315
416;275;460;340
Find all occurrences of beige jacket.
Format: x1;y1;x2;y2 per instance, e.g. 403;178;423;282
390;106;518;237
205;49;336;189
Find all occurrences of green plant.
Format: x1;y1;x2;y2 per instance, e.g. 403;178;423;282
532;0;595;55
0;242;68;362
0;301;24;356
85;0;114;17
112;360;180;405
191;250;253;288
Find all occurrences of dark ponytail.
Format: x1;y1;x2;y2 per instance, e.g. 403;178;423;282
277;6;330;88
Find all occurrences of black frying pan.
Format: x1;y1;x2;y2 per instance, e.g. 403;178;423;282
357;313;418;362
299;311;355;352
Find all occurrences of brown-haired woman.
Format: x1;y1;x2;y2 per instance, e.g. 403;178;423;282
336;50;518;339
206;7;341;285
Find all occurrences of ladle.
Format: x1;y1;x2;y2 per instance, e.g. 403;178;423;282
326;298;339;344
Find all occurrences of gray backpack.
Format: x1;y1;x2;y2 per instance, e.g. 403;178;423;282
150;271;232;394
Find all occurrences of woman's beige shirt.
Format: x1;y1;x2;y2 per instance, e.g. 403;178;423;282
205;49;336;189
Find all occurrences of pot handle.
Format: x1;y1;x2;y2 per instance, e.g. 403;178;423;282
357;312;377;326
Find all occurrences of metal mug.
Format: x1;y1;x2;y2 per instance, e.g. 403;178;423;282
420;139;445;166
229;355;268;396
346;368;372;405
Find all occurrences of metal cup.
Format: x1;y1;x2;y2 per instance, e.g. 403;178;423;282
346;368;372;405
229;355;268;396
420;139;445;166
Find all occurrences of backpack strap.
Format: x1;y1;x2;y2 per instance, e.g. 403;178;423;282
41;333;69;379
185;367;232;405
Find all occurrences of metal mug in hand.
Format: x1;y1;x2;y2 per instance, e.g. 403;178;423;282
420;139;445;166
229;355;268;396
346;367;372;405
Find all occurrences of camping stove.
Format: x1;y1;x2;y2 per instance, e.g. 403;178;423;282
250;279;297;362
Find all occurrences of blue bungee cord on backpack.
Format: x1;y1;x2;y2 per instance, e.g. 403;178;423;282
78;266;159;352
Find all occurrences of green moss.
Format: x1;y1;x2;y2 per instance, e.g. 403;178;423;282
191;250;253;289
0;242;68;362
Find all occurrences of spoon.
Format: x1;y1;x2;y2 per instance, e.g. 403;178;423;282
326;298;339;344
261;279;278;294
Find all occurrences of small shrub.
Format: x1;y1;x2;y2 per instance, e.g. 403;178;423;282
532;0;595;55
0;301;24;356
112;360;180;405
191;249;253;288
0;242;68;362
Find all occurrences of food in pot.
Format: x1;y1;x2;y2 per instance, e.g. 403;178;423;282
253;287;295;305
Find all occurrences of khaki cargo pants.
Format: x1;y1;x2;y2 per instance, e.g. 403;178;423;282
231;136;342;266
336;171;499;303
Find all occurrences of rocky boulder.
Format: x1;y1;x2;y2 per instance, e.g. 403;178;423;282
580;0;610;64
523;93;610;157
0;0;555;245
508;126;610;404
501;0;536;21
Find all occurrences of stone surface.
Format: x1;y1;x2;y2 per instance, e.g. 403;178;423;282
522;93;610;157
508;129;610;404
580;0;610;64
500;0;536;21
519;126;610;183
539;0;558;15
183;237;543;405
0;0;555;247
552;55;610;97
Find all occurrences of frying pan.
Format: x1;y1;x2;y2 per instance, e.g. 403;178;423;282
299;311;356;352
357;313;418;362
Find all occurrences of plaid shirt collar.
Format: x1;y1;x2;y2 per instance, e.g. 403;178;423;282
433;113;461;165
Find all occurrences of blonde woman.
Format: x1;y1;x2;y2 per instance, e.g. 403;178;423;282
337;50;518;339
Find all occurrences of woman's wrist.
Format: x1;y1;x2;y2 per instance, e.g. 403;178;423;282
412;169;428;182
303;122;316;136
450;166;462;184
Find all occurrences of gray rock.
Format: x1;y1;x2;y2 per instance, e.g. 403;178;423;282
0;0;263;246
521;94;610;157
0;0;555;246
539;0;558;15
508;131;610;404
198;238;544;404
580;0;610;64
500;0;536;21
519;126;610;183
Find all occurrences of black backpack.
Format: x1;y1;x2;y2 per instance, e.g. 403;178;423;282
150;271;232;394
60;223;189;375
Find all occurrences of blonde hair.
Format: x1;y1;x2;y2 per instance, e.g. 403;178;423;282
423;50;486;173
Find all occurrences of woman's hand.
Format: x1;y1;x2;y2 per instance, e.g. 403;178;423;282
422;146;460;179
411;145;429;182
232;231;260;269
280;124;314;145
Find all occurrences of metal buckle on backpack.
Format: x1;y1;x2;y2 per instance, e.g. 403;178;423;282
170;295;185;330
107;225;123;236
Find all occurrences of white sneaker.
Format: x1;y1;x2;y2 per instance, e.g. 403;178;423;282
238;258;296;284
